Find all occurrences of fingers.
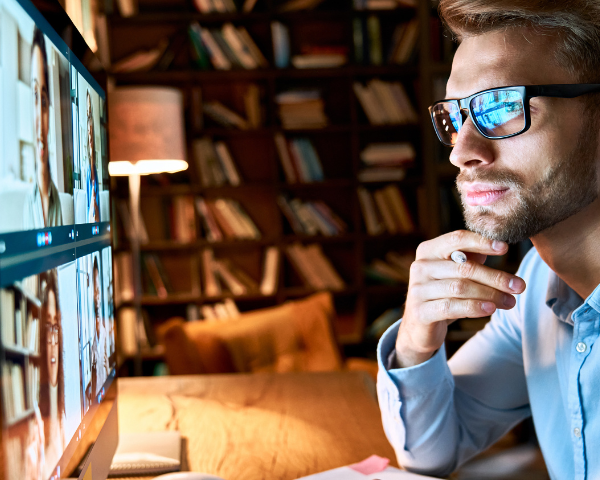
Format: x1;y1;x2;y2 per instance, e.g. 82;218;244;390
412;279;517;309
410;259;526;295
416;229;508;261
418;298;497;323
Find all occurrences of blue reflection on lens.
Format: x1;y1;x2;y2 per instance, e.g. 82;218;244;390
471;90;524;137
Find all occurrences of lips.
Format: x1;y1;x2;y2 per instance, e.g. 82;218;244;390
462;183;510;206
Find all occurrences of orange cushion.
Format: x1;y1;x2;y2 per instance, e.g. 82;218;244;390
165;292;344;374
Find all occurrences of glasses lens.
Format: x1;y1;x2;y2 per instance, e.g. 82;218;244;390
471;90;525;138
431;102;462;146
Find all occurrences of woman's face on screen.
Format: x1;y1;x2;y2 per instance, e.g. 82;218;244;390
46;290;59;387
31;45;49;179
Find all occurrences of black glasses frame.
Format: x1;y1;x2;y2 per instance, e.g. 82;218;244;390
429;83;600;147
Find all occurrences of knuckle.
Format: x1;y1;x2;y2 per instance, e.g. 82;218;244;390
410;260;425;278
458;261;475;279
415;242;429;259
448;230;465;247
466;300;480;316
449;279;466;296
437;299;452;317
493;270;506;288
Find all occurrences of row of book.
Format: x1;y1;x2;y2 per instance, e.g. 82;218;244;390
358;142;415;182
189;298;241;321
358;185;415;235
364;250;413;285
196;197;261;241
353;79;418;125
189;22;268;71
274;134;324;183
285;243;345;291
278;196;348;236
201;84;262;129
1;361;37;423
0;288;40;353
276;89;329;129
193;137;243;187
118;197;197;244
193;0;258;14
202;246;279;298
353;16;418;66
365;306;403;340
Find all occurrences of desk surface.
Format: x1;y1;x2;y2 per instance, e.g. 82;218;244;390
114;371;397;480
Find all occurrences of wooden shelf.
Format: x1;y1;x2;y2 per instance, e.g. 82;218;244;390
108;0;458;367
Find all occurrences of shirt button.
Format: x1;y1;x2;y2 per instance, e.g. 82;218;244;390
574;427;582;437
576;342;587;353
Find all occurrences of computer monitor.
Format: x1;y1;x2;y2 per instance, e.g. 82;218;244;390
0;0;118;478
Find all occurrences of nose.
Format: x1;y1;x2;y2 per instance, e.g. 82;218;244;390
449;115;496;169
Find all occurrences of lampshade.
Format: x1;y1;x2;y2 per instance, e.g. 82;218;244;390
108;86;188;176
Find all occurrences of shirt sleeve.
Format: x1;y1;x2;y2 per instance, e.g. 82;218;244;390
377;308;531;478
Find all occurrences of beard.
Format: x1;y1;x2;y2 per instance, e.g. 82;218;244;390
456;128;599;244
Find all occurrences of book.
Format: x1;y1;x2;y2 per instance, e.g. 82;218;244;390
222;23;258;69
117;200;149;243
207;200;237;239
305;244;345;290
366;15;382;65
195;197;223;242
172;196;197;243
202;249;222;297
260;246;280;295
193;23;232;70
285;243;325;289
291;53;347;69
203;101;250;129
109;431;181;477
360;143;415;165
353;82;386;125
271;21;291;68
242;0;259;12
357;187;384;235
382;185;415;233
243;84;262;128
370;79;404;124
188;25;211;70
390;19;419;64
112;39;169;73
221;259;259;293
211;29;244;68
373;189;397;233
274;133;298;183
237;27;269;68
277;195;304;234
1;289;15;347
193;137;224;187
212;260;247;296
115;252;135;304
277;90;328;129
214;141;242;186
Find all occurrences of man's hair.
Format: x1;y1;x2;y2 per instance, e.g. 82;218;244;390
31;26;50;105
93;255;99;278
439;0;600;82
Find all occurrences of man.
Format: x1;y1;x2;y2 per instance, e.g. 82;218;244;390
23;27;63;229
91;256;108;397
377;1;600;479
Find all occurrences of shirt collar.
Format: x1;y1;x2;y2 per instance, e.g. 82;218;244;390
546;271;600;325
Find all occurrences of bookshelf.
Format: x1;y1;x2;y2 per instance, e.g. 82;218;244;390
106;0;463;371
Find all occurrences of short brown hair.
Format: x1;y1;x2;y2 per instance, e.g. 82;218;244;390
439;0;600;82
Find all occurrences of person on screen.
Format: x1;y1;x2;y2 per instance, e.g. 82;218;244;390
23;27;63;230
91;256;108;396
39;270;66;477
86;91;101;223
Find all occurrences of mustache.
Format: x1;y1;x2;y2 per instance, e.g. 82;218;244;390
456;168;525;190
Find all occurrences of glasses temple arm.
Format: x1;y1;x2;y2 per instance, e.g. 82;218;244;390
527;84;600;98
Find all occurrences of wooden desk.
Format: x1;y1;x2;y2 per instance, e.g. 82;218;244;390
115;371;397;480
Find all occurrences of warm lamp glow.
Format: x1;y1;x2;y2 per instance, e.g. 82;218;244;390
108;86;187;176
108;159;188;176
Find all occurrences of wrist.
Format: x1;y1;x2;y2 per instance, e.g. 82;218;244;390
394;321;438;368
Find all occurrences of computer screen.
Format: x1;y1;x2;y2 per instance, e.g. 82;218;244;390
0;0;117;478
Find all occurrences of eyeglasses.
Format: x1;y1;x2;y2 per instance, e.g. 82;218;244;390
47;324;60;345
429;84;600;147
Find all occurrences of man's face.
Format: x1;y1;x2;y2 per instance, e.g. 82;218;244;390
46;290;59;387
448;28;599;243
93;268;101;336
31;45;49;177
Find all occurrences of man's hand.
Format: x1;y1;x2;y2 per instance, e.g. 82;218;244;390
395;230;526;367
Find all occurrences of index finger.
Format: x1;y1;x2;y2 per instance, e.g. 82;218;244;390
416;230;508;261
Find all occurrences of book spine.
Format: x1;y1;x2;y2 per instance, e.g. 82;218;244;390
260;246;280;295
373;189;397;234
357;187;383;235
202;249;222;297
214;141;242;186
274;133;298;183
277;195;306;234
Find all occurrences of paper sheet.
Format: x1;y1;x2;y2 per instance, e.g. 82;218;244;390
297;465;440;479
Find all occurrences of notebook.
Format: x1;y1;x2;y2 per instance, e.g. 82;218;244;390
109;431;182;477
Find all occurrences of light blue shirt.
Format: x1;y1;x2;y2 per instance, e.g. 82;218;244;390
377;247;600;480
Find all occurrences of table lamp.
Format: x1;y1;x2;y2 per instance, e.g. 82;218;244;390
109;86;188;374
